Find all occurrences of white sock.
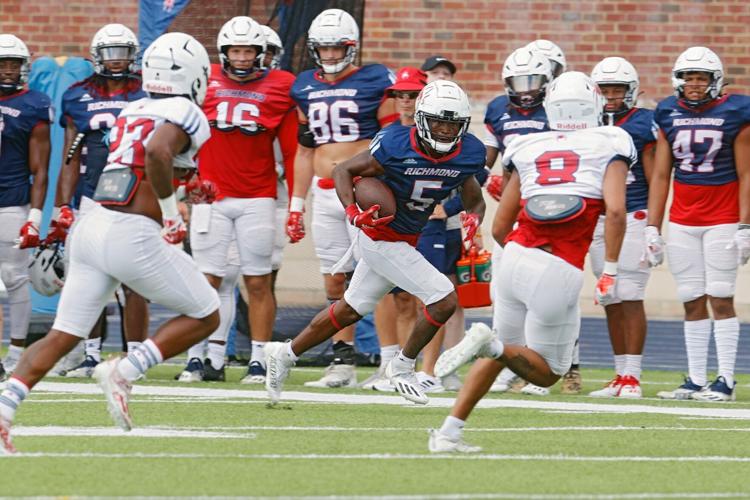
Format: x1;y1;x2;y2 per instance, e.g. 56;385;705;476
85;338;102;362
0;377;30;422
285;342;299;362
4;345;24;365
714;317;739;388
624;354;642;380
614;354;626;376
186;342;205;362
207;342;226;369
380;344;400;368
684;318;711;386
393;351;416;372
126;341;142;353
117;339;164;382
439;415;466;441
251;341;268;367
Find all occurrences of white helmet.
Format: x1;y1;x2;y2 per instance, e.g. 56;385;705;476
672;46;723;106
90;24;138;79
591;56;640;113
307;9;359;74
29;245;66;297
544;71;604;131
142;32;210;106
217;16;266;77
525;39;566;78
502;48;552;109
414;80;471;153
0;34;31;91
261;25;284;69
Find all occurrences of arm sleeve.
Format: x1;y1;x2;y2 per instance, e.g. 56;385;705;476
483;123;499;148
443;195;464;217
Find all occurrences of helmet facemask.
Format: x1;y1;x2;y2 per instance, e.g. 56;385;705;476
95;45;137;80
308;40;357;75
222;45;264;78
674;70;719;108
505;74;549;109
416;111;470;153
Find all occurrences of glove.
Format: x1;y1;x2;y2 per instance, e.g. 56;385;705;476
57;205;75;229
485;174;504;201
644;225;665;268
727;226;750;266
16;208;42;249
45;221;68;244
594;273;618;306
185;177;218;204
158;194;187;244
286;211;305;243
461;212;480;243
345;204;394;229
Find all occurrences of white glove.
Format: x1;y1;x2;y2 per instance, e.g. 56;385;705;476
644;225;665;268
727;225;750;266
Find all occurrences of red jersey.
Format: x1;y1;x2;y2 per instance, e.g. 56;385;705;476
198;64;297;200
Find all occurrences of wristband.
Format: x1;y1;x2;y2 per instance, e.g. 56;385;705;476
52;206;61;221
157;193;180;219
603;261;618;276
27;208;42;226
290;196;305;213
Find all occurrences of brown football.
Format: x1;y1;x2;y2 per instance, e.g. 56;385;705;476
354;177;397;217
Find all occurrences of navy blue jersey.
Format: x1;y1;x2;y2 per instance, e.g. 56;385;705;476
60;79;146;201
654;94;750;186
483;95;548;156
0;89;53;207
617;108;657;212
369;125;485;235
291;64;394;146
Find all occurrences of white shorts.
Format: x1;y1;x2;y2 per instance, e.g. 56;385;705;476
344;233;454;316
494;242;582;375
272;180;288;271
190;197;277;277
589;211;651;302
53;204;220;338
666;221;739;302
490;243;505;333
0;205;30;291
311;178;358;274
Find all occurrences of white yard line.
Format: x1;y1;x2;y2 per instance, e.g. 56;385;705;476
11;426;255;439
17;494;749;500
140;425;750;433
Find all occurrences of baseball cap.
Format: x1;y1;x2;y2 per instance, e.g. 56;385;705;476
386;66;427;93
421;55;456;74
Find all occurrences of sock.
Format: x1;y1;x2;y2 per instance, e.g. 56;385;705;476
713;317;739;388
207;342;226;369
117;339;164;382
439;415;466;441
392;351;416;373
251;341;268;367
380;344;400;368
624;354;642;381
332;341;355;365
4;345;24;365
186;342;205;362
0;377;30;422
614;354;626;376
684;318;711;386
571;340;580;365
285;342;299;362
85;338;102;362
126;341;142;353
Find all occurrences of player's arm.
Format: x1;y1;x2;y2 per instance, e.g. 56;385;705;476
17;121;51;248
734;125;750;225
459;174;486;243
641;142;656;184
484;130;504;200
276;108;299;199
646;130;672;230
486;146;499;168
290;108;314;204
55;119;82;206
492;169;521;245
332;149;385;209
602;159;628;264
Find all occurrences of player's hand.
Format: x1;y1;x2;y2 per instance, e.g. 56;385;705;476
727;226;750;266
45;221;68;244
286;211;305;243
485;174;504;201
345;204;394;229
461;212;480;243
57;205;75;229
17;221;41;249
643;225;665;267
162;215;187;244
594;273;617;306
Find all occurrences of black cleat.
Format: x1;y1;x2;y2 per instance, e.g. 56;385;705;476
203;358;226;382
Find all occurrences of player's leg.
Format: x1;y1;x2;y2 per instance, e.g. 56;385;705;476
360;294;399;390
205;248;240;383
64;312;106;378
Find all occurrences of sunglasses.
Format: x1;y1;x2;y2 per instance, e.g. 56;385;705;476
393;91;420;99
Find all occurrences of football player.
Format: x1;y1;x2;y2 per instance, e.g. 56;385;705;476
647;47;750;402
0;34;52;376
266;80;485;405
286;9;396;389
184;16;297;384
525;39;567;79
0;33;219;453
588;57;656;399
47;24;149;378
429;72;633;453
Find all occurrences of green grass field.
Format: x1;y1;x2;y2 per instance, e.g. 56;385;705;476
3;363;750;499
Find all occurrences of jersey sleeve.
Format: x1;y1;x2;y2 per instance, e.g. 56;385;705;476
59;88;75;128
165;98;211;149
368;128;391;164
34;92;53;125
607;126;638;167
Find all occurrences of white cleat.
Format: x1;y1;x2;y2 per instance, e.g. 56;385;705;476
588;376;623;398
416;371;445;394
656;377;704;400
359;366;386;390
93;359;133;432
385;360;428;405
264;342;295;404
304;363;356;388
617;376;642;399
428;429;482;454
441;372;463;392
435;323;496;378
691;376;735;402
519;383;550;396
0;416;16;455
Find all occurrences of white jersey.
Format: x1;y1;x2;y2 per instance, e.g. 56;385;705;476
104;96;210;172
502;126;636;200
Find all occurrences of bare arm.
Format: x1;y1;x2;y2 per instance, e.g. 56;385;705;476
734;125;750;224
332;149;385;208
55;119;82;206
292;108;314;200
144;122;190;199
459;175;485;222
646;131;673;230
485;146;499;168
602;160;628;264
492;169;521;245
28;123;51;210
641;142;656;185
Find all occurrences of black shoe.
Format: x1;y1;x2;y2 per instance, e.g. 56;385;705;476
203;358;226;382
0;361;5;382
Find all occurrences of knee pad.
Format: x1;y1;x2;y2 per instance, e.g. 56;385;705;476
615;272;647;302
1;262;29;292
706;281;735;299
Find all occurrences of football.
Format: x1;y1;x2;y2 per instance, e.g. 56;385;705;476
354;177;397;217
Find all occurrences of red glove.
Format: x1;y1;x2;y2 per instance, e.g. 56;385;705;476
18;221;41;249
345;204;394;229
594;273;617;306
45;221;68;244
286;211;305;243
57;205;75;229
185;176;218;204
486;174;503;201
162;215;187;244
461;212;480;243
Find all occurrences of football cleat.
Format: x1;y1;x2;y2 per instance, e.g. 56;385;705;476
617;376;642;399
203;359;226;382
560;367;582;395
435;323;495;378
65;355;99;379
240;361;266;385
519;383;550;396
265;342;295;403
416;371;445;394
692;376;735;402
588;375;623;398
0;361;6;382
94;358;133;431
177;357;204;383
656;376;705;400
304;363;356;388
385;359;428;405
0;415;16;455
359;366;386;390
441;373;463;392
428;429;482;454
